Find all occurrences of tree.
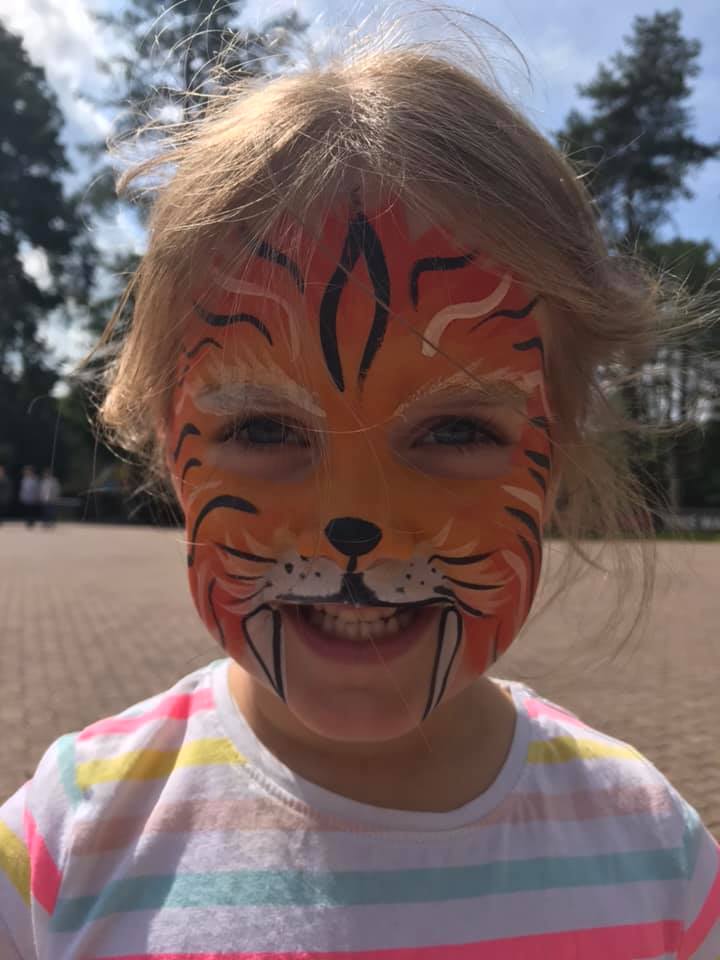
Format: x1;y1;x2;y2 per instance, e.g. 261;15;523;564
0;23;97;497
557;9;718;247
557;10;720;512
58;2;307;521
84;0;307;225
0;23;92;374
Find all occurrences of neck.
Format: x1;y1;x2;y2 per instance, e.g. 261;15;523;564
228;664;517;812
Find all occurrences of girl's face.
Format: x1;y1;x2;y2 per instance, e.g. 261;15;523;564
168;204;551;742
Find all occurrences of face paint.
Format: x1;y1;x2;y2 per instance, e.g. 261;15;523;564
167;203;552;728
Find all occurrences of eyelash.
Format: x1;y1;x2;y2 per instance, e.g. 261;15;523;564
411;416;511;449
215;415;311;448
215;414;510;450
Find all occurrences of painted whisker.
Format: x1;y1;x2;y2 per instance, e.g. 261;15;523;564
433;586;487;617
442;576;505;592
428;551;493;566
216;543;277;565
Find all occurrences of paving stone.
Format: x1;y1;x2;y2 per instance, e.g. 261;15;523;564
0;525;717;839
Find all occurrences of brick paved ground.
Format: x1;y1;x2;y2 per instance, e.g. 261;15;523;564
1;524;718;836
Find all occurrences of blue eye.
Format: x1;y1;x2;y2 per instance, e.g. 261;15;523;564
218;416;309;447
414;417;507;448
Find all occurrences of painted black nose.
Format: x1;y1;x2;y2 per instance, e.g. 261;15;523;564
324;517;382;558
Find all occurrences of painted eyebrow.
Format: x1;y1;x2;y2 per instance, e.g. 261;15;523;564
392;376;531;419
194;381;326;419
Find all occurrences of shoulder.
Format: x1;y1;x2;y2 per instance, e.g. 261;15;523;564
0;661;236;936
53;658;236;811
509;681;690;827
506;681;720;943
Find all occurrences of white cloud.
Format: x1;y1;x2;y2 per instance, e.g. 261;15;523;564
0;0;112;149
3;0;718;256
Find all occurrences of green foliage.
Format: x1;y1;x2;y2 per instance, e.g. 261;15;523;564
557;10;719;245
557;10;720;512
0;23;92;375
62;2;308;513
0;23;99;497
85;0;307;219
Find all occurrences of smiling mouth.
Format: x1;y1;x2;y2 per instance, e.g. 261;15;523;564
299;603;417;642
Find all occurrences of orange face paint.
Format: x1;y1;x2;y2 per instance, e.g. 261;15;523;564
168;203;551;718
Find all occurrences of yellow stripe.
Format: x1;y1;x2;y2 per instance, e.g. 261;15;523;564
528;736;643;765
0;819;30;906
77;738;245;789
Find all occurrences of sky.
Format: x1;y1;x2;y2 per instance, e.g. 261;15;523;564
1;0;719;365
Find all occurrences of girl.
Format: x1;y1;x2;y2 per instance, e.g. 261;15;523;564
1;26;718;960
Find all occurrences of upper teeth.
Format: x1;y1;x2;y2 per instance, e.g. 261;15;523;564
306;605;412;641
313;604;398;623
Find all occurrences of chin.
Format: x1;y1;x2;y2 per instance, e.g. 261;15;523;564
286;685;432;744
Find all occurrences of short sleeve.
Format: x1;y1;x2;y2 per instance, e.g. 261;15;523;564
678;796;720;959
0;783;34;958
0;734;78;959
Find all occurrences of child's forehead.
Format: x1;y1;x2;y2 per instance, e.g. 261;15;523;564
178;203;545;408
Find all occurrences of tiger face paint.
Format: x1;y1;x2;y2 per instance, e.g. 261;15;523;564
168;204;552;734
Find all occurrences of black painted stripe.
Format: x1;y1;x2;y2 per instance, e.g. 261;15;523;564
505;506;541;551
429;551;493;566
525;449;550;470
208;578;225;648
513;336;545;360
433;586;487;617
410;253;475;308
181;457;202;484
242;604;285;700
490;623;500;665
422;606;449;719
517;533;537;596
173;423;201;463
528;468;547;492
216;542;276;565
470;296;539;333
318;213;391;391
451;595;488;618
195;305;273;344
185;337;222;360
187;495;259;567
356;217;390;384
256;241;305;293
318;223;362;392
443;576;503;592
421;606;461;720
530;416;550;433
432;608;462;711
271;607;285;701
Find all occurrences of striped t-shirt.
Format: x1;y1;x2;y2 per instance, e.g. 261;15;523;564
1;659;718;959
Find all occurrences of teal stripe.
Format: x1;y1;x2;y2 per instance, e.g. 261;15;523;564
51;847;685;933
56;734;83;808
680;797;704;877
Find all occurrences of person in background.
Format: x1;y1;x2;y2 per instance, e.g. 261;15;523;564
39;468;61;527
0;466;11;523
18;466;40;528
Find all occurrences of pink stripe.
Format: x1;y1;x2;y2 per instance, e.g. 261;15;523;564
72;780;677;856
524;696;592;731
23;810;62;915
78;689;214;740
680;841;720;960
482;782;674;827
106;919;682;960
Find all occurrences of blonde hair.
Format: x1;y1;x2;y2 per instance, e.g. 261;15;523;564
98;25;679;650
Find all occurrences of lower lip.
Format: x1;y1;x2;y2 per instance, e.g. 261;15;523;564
288;606;440;664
